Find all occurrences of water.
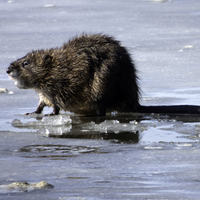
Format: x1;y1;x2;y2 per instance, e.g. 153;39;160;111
1;112;200;199
1;0;200;199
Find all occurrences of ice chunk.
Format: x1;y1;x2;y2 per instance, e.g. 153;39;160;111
150;0;166;2
0;181;54;193
41;115;72;126
11;115;72;136
144;146;164;150
0;88;14;94
111;111;118;116
12;115;72;127
0;88;8;93
42;125;72;136
12;119;24;127
12;115;72;128
44;4;56;7
83;120;139;134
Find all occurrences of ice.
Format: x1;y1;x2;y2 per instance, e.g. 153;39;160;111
11;115;73;136
44;4;56;8
10;113;199;145
1;0;200;199
12;115;72;128
82;120;139;134
0;181;54;193
11;115;72;135
11;116;140;138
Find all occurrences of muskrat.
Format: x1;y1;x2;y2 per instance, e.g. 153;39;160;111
6;33;200;115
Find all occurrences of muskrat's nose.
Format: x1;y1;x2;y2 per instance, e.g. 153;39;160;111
6;68;11;74
6;66;13;74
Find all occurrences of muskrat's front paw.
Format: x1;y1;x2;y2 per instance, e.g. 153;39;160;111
24;112;31;115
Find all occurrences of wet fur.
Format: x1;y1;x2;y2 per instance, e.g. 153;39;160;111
7;34;139;115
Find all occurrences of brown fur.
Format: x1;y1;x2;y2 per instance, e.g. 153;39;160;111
7;34;139;115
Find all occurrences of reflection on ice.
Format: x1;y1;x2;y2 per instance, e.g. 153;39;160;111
43;119;140;144
43;125;72;136
10;113;200;144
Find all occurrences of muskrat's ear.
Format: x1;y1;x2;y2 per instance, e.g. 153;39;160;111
43;54;52;64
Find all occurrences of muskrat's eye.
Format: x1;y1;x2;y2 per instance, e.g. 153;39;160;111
23;61;29;67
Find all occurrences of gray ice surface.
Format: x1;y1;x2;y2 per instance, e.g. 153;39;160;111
1;0;200;199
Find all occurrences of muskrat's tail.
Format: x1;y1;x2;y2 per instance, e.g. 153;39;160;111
137;105;200;114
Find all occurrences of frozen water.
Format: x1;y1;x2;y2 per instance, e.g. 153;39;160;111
9;113;200;145
0;0;200;199
12;115;72;128
11;115;73;135
0;181;54;193
82;120;139;134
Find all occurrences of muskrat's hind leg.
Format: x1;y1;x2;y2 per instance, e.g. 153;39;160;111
48;104;60;116
25;101;46;115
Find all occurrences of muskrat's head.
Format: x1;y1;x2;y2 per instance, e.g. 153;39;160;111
6;50;52;89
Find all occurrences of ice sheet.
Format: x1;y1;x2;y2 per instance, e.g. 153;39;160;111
0;0;200;199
